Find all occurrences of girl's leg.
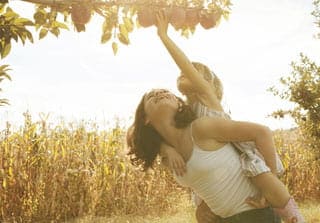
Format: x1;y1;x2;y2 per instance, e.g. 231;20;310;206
251;172;290;208
251;172;305;223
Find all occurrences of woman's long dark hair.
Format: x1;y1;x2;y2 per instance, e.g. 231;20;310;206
127;93;196;171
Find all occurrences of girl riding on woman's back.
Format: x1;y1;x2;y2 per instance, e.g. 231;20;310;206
155;10;305;223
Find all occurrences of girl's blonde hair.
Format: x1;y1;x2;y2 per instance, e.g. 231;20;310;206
191;62;223;101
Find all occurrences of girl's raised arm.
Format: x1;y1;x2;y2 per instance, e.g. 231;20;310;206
156;10;213;98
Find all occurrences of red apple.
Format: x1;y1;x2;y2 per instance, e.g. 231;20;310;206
185;8;200;27
200;10;220;29
71;4;91;25
137;7;156;28
169;7;186;29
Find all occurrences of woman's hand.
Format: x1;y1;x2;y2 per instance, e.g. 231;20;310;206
196;201;221;223
156;10;169;38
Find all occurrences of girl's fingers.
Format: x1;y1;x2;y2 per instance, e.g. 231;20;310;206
158;9;167;21
245;198;260;208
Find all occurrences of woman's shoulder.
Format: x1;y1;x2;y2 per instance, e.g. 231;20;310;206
191;116;221;135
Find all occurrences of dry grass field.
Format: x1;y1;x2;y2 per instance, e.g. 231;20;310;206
0;114;319;222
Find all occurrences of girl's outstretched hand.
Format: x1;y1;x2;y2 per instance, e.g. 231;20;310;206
160;143;186;176
156;10;169;38
167;147;187;176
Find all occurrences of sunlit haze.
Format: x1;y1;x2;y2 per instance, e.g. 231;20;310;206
1;0;319;130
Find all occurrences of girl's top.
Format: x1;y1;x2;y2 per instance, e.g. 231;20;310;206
175;128;260;218
191;101;284;177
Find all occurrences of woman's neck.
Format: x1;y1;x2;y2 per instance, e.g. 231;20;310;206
153;120;187;149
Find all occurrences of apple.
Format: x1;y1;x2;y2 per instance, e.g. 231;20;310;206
169;7;186;29
200;10;220;29
185;8;200;27
71;4;91;25
137;7;156;27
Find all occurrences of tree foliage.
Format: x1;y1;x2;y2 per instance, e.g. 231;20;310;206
312;0;320;38
1;0;232;56
269;54;320;151
0;0;232;106
269;1;320;152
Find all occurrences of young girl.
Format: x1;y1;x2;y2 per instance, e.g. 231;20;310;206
155;10;304;223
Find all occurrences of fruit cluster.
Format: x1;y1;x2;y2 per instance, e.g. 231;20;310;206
137;7;221;29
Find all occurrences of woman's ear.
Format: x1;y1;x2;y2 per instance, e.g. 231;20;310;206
144;117;150;125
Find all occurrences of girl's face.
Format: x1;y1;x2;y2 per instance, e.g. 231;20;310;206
143;89;179;124
177;73;194;95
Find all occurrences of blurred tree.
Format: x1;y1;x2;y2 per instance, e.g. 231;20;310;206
0;64;10;106
269;1;320;152
312;0;320;38
269;54;320;152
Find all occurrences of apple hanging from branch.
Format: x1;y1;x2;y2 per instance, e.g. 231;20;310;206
71;3;92;32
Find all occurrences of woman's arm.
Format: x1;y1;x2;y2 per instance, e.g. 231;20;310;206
194;117;277;173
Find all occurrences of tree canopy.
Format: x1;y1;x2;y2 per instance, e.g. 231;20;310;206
0;0;232;105
1;0;232;57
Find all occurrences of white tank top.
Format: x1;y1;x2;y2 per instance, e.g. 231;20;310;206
174;127;259;218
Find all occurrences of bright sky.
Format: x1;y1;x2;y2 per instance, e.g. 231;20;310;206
1;0;319;130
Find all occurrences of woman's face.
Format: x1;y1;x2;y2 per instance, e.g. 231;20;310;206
143;89;179;124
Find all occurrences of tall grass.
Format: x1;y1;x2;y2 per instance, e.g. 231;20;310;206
274;129;320;200
0;113;319;222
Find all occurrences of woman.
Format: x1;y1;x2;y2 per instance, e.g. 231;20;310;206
127;88;283;222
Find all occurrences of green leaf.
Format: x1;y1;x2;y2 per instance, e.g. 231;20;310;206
1;42;11;59
50;28;60;37
25;30;34;43
39;28;48;39
0;65;12;81
119;24;128;37
0;5;5;14
0;64;10;70
0;99;10;106
112;42;118;55
118;33;129;45
15;18;34;26
123;17;134;32
34;24;41;31
0;73;11;81
53;21;69;30
4;11;17;20
101;32;112;44
11;33;18;42
181;28;190;38
17;32;26;45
